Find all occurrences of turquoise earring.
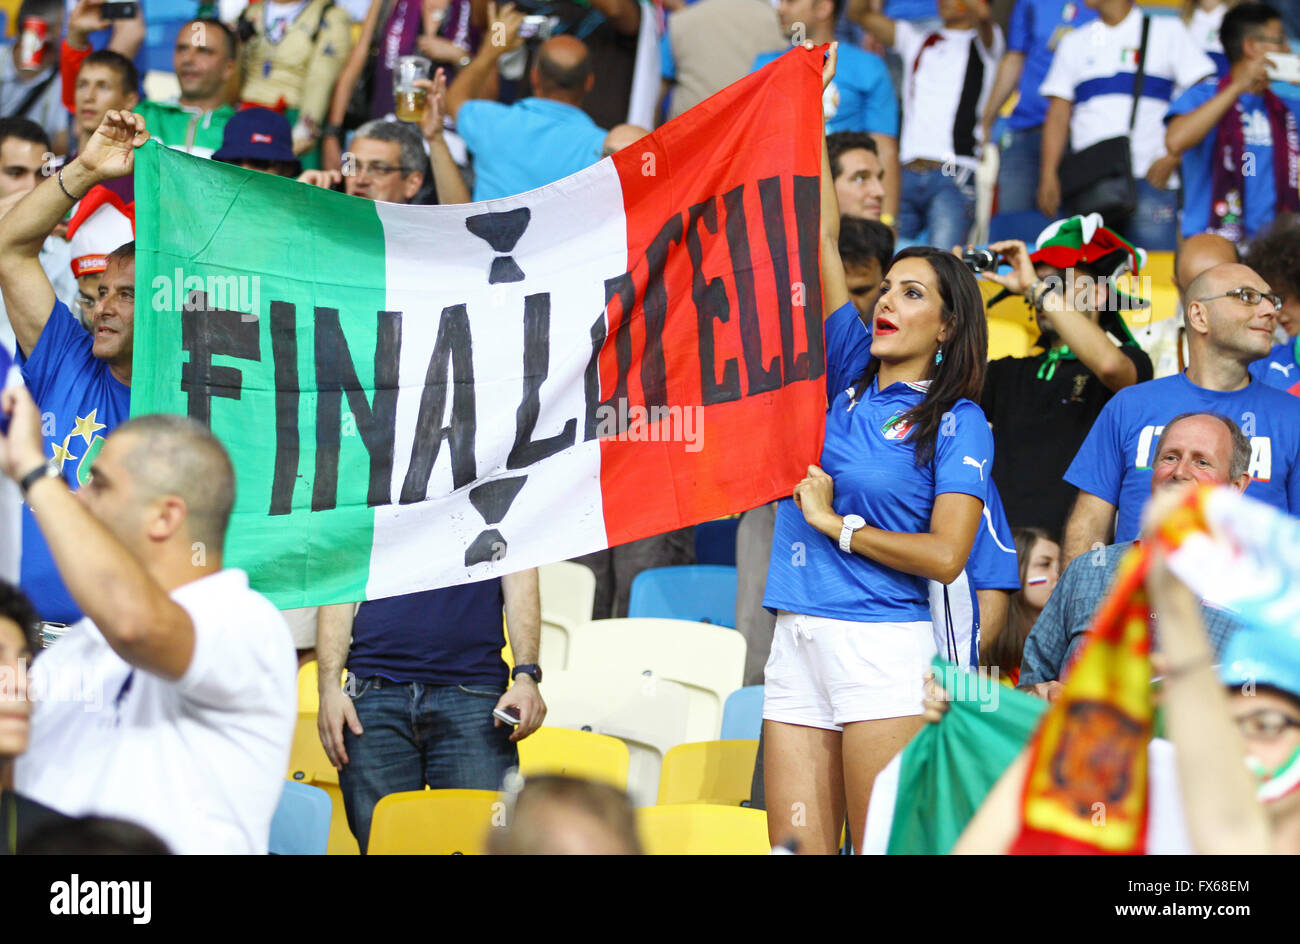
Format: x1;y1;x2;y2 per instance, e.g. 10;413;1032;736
935;348;943;366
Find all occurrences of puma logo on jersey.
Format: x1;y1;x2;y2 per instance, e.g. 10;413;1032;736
963;456;987;480
1135;424;1273;481
1269;362;1294;378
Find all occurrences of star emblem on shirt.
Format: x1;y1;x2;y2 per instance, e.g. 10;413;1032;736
50;440;74;469
71;409;106;445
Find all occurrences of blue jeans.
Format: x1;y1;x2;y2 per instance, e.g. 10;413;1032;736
995;126;1042;215
899;165;975;251
338;675;518;853
1125;180;1179;252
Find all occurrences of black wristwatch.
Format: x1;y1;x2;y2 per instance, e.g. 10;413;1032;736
19;459;59;498
512;664;542;684
321;124;343;140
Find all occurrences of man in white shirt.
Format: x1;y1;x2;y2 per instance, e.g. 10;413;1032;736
0;388;297;854
1036;0;1215;252
852;0;1003;250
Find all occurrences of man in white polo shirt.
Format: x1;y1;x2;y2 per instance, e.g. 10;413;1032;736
1036;0;1214;251
852;0;1003;250
0;386;297;854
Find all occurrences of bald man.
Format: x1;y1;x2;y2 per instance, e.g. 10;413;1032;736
0;389;297;853
446;9;607;200
1060;261;1300;566
1143;233;1241;379
1174;233;1241;305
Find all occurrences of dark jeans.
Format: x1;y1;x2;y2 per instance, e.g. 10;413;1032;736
338;676;518;853
994;126;1042;215
899;164;976;251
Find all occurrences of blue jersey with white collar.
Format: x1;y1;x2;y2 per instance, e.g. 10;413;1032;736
764;304;993;623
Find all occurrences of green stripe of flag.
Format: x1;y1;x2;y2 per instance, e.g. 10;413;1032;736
133;140;388;607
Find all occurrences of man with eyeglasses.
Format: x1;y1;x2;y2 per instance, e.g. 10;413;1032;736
1021;411;1250;697
1165;3;1300;245
1060;261;1300;567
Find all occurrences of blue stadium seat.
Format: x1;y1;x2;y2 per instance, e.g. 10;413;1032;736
627;565;738;628
721;686;763;740
269;780;332;855
694;518;738;566
988;210;1052;245
144;0;203;74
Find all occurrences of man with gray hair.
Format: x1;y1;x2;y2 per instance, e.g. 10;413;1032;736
0;386;297;853
1020;411;1253;698
301;76;471;207
343;120;433;205
1062;261;1300;566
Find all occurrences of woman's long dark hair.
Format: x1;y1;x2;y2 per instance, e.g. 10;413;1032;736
851;246;988;465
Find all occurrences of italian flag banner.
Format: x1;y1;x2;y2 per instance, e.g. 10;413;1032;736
131;47;827;608
862;658;1047;855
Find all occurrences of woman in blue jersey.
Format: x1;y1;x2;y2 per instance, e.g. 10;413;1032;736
762;45;992;852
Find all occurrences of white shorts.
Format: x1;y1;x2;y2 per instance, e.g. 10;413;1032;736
762;611;937;730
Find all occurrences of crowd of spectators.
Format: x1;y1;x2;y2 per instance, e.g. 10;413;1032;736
0;0;1299;857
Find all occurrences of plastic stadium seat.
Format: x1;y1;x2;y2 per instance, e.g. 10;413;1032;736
540;669;693;807
657;740;759;806
368;789;501;855
566;618;746;743
720;686;764;741
517;726;630;790
270;781;333;855
539;613;575;671
637;804;770;854
286;715;359;854
297;661;346;714
539;561;598;626
694;518;739;565
987;319;1033;360
627;566;738;628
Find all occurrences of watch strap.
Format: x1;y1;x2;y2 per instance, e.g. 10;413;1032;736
838;521;855;553
512;663;541;682
19;460;57;497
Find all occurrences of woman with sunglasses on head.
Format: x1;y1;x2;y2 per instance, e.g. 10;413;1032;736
760;43;992;855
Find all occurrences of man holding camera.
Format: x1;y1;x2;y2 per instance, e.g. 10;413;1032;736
446;4;606;201
1165;3;1300;245
973;214;1153;535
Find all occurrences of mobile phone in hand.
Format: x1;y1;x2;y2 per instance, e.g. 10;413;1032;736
492;706;521;726
1267;52;1300;85
102;2;139;19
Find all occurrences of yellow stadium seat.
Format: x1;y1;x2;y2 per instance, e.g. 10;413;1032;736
566;618;746;742
987;319;1034;360
0;0;20;37
637;804;770;855
286;715;358;854
517;726;630;790
368;789;501;855
657;740;758;806
297;661;346;714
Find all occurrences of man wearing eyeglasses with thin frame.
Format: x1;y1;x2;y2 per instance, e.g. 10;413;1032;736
1059;260;1300;568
